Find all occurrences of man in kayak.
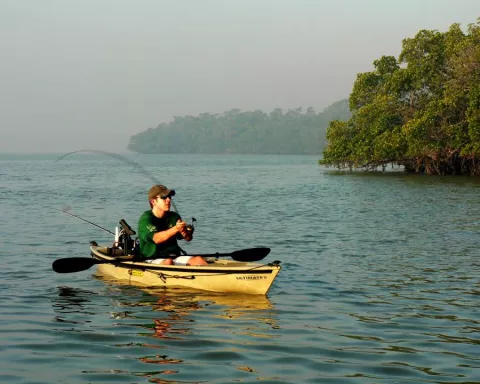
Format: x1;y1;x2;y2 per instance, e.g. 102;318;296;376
138;184;208;266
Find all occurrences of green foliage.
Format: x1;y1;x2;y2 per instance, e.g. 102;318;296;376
321;19;480;175
127;102;350;155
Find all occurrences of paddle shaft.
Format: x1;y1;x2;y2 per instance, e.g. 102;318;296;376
52;247;270;273
190;247;270;261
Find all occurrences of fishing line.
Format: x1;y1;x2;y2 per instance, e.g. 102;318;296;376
55;149;180;214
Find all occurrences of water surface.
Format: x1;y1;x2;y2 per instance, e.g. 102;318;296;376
0;154;479;383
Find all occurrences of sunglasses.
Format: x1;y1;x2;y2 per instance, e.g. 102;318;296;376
156;194;173;200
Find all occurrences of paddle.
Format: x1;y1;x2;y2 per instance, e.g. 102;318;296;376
52;247;271;274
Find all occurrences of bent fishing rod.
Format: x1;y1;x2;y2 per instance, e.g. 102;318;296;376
55;149;181;215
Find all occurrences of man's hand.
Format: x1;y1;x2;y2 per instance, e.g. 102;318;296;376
175;220;187;233
176;219;192;241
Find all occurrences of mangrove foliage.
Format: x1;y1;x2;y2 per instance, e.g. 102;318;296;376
320;20;480;175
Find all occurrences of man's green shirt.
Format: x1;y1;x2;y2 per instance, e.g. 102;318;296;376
137;210;182;259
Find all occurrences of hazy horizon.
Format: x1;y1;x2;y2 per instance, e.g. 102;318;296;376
1;0;479;153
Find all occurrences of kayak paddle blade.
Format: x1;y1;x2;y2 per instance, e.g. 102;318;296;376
52;257;99;273
230;247;270;262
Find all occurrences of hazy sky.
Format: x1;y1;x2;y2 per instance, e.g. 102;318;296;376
1;0;479;153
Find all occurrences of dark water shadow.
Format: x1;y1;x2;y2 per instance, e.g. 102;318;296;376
51;286;100;325
325;169;480;186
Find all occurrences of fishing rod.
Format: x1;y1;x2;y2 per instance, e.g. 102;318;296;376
55;150;197;235
54;207;115;235
55;149;181;215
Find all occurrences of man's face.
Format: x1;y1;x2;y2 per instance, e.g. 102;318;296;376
152;195;172;212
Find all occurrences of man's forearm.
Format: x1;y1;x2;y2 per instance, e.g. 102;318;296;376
152;226;178;244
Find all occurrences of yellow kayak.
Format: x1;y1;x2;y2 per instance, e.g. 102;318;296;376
90;245;281;295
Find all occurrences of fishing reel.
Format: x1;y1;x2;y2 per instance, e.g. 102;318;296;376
177;217;196;240
185;217;196;235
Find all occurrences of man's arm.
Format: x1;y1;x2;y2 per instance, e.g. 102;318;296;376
152;225;181;244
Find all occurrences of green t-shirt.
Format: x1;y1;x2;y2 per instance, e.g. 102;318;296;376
137;210;182;259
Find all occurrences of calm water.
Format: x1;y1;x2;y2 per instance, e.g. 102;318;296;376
0;153;479;384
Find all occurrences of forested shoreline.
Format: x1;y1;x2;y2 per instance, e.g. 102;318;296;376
129;20;480;175
127;100;350;155
321;21;480;175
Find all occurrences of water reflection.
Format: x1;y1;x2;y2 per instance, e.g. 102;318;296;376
51;286;99;324
326;169;480;186
129;290;203;341
103;282;278;381
50;281;278;382
115;287;278;338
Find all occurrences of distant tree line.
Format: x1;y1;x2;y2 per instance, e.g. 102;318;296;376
127;100;350;155
321;20;480;175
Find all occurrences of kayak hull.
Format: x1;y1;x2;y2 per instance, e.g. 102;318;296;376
90;246;281;295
